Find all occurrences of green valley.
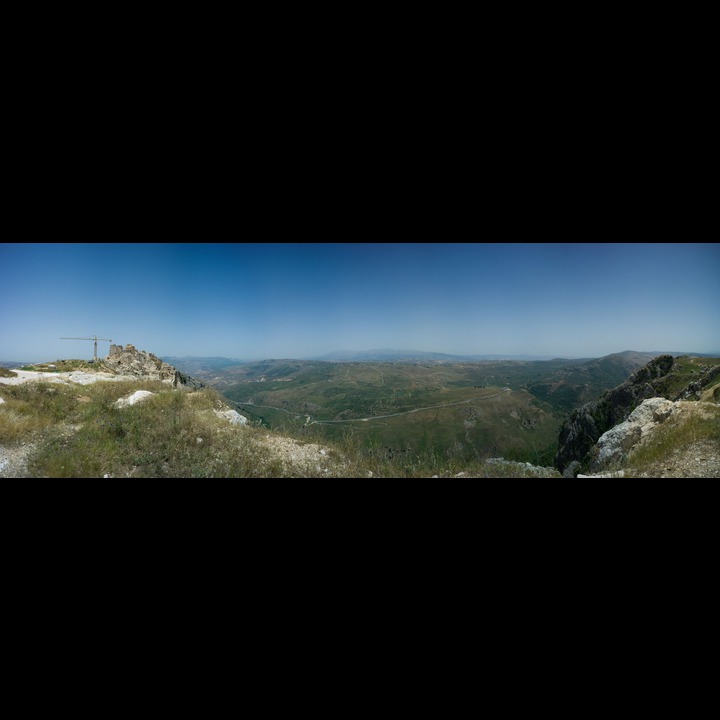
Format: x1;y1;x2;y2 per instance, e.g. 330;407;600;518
186;352;661;466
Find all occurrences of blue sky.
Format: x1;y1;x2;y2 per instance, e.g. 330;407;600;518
1;243;718;362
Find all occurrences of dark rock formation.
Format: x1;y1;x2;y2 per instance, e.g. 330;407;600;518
103;344;204;388
554;355;674;473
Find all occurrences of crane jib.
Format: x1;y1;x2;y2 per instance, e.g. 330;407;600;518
60;336;113;361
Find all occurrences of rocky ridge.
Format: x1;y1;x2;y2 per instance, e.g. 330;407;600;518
578;399;719;478
102;344;204;388
590;397;675;471
555;355;674;474
555;355;720;477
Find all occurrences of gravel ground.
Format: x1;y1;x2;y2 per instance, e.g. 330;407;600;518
0;441;36;478
260;434;338;475
0;370;137;386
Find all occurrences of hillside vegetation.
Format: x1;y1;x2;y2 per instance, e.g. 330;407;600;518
0;373;560;477
625;401;720;477
205;352;658;467
4;351;716;478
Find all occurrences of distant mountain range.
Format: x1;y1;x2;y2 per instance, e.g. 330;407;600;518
161;356;247;374
308;349;567;362
161;349;720;371
311;349;720;363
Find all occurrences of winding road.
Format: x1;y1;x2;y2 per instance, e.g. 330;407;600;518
304;388;511;426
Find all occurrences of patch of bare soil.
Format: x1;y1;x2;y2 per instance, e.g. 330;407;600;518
0;441;37;478
259;434;339;476
0;424;82;478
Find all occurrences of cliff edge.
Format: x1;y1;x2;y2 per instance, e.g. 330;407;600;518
555;355;720;476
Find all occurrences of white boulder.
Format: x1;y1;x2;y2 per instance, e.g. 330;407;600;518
593;397;676;470
114;390;155;408
214;409;247;425
577;471;625;478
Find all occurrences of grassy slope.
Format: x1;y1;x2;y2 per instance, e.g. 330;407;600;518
625;402;720;477
8;354;706;478
627;364;720;476
0;378;562;478
649;356;720;398
0;380;285;478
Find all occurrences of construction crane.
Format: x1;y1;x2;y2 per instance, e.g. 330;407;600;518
60;336;112;362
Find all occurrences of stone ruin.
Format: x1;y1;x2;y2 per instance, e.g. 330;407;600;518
103;344;202;388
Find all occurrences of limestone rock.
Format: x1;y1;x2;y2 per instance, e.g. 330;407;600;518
577;470;625;478
214;409;247;425
103;344;203;388
591;397;676;471
555;355;674;473
114;390;155;408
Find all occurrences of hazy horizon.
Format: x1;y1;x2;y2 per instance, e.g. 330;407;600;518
2;243;719;362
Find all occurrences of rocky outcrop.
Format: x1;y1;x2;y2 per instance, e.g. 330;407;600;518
214;409;247;425
103;344;203;388
555;355;720;475
589;397;676;471
554;354;674;474
674;364;720;401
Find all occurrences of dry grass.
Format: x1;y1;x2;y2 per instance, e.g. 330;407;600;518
0;382;78;442
626;402;720;477
0;367;18;378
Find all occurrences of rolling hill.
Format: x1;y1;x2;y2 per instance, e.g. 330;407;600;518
4;350;716;478
170;351;663;466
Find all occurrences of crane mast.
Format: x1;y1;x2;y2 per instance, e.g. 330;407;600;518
60;336;112;362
